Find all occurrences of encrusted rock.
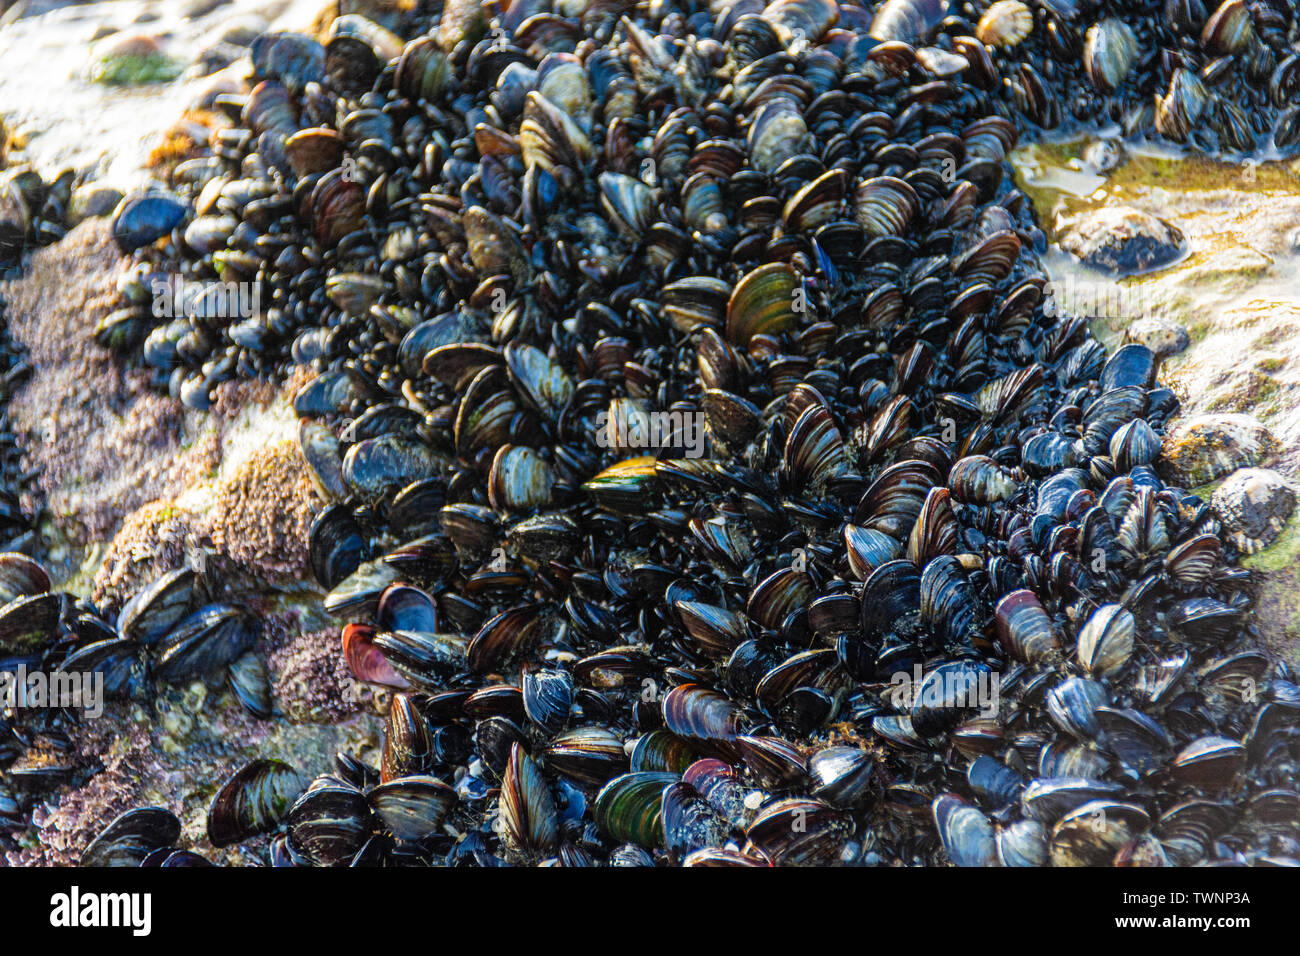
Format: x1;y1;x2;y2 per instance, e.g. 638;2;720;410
1124;317;1190;358
1211;468;1298;553
1058;206;1186;275
1162;413;1280;486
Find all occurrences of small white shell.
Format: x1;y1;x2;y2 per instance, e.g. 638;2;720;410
976;1;1034;48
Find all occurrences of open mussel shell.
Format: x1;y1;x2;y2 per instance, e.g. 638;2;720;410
1050;799;1150;866
0;592;61;653
286;778;375;866
207;759;308;848
116;567;200;644
81;807;182;866
154;604;257;682
342;622;408;689
0;552;49;604
593;771;677;848
1170;735;1246;788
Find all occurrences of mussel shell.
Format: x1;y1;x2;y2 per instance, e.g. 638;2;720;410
81;807;182;866
500;743;558;855
286;779;375;866
593;771;678;848
207;759;308;848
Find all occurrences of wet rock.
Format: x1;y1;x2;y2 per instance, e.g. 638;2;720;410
67;183;125;227
1211;468;1298;553
1162;413;1280;486
189;42;244;77
1057;206;1186;275
1081;138;1126;174
182;0;232;18
89;33;182;86
1124;317;1190;358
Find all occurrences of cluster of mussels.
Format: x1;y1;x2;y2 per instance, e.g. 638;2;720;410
22;0;1300;866
0;559;271;846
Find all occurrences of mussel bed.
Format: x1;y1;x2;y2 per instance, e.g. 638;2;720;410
6;0;1300;867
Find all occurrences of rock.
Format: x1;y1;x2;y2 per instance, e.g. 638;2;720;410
189;41;245;77
216;14;268;47
1124;317;1190;358
1081;138;1126;174
1162;413;1280;486
1212;468;1298;553
67;184;125;227
89;33;182;86
181;0;231;17
1057;206;1187;276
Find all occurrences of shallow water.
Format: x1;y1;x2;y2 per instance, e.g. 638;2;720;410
1012;138;1300;475
0;0;321;186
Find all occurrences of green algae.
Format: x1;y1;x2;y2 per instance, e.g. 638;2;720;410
90;50;181;86
1243;509;1300;573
